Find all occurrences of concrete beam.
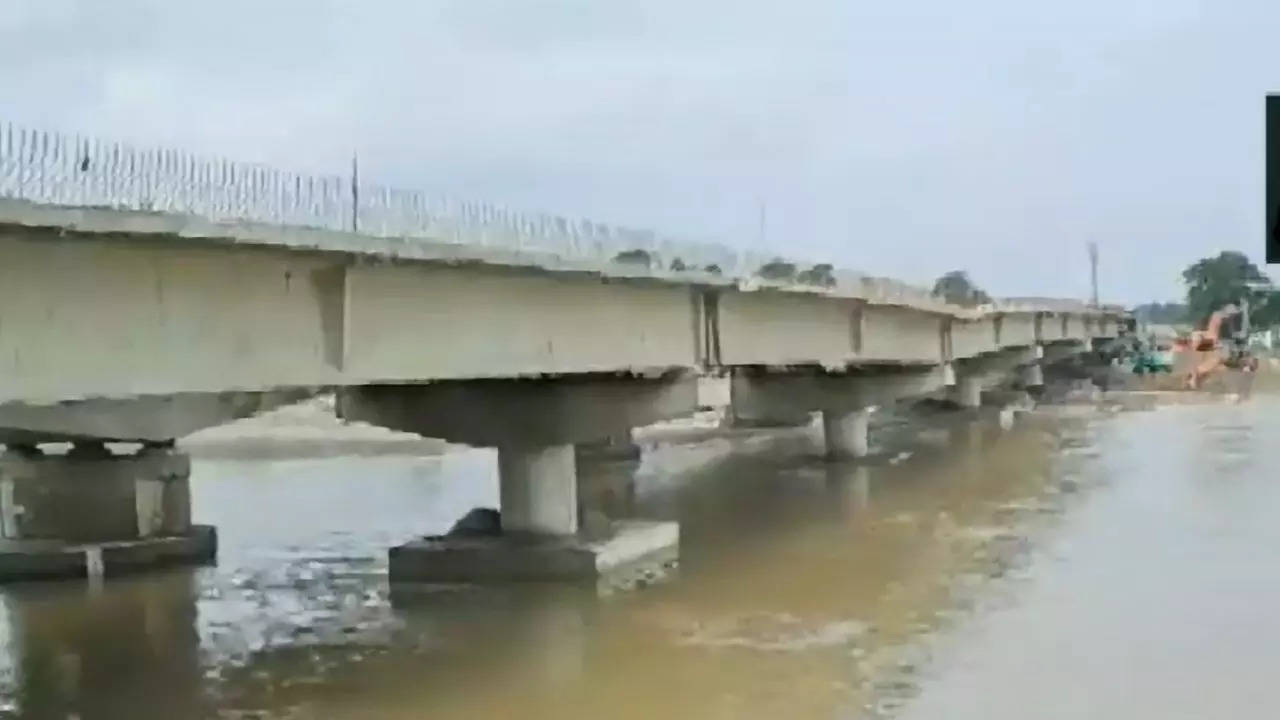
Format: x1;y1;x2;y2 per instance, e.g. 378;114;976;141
1001;314;1039;348
859;306;946;364
715;292;945;367
1037;313;1089;344
1065;314;1087;341
337;372;698;448
0;232;700;404
1037;313;1059;343
1043;340;1089;365
0;223;1127;412
951;317;999;360
715;291;857;366
342;263;700;380
953;347;1040;388
948;313;1036;362
729;365;950;420
0;389;315;443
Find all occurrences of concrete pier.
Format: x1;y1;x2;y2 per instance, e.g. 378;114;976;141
823;408;871;460
340;375;689;585
0;443;215;581
1021;363;1045;388
389;520;678;587
955;377;983;409
498;444;578;536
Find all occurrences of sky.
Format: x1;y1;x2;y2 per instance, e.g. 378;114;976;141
1;0;1276;304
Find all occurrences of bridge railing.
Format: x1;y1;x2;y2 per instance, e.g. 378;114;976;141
0;122;755;275
0;122;1109;315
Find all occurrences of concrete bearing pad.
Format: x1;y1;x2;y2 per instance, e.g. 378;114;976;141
389;520;678;586
0;524;217;582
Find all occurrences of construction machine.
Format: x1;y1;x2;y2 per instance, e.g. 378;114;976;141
1183;304;1259;389
1133;341;1175;375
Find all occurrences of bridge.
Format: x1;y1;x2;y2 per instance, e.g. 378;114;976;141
0;124;1125;584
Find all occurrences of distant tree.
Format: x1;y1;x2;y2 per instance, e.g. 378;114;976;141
931;271;991;307
796;263;836;288
1132;302;1188;325
613;249;652;268
703;264;723;275
757;258;797;282
669;257;687;272
1181;251;1280;329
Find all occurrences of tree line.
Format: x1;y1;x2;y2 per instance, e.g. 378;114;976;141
932;250;1280;332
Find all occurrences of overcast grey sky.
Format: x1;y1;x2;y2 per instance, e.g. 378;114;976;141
1;0;1274;303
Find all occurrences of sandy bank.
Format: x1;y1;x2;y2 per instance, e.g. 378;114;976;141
180;396;450;460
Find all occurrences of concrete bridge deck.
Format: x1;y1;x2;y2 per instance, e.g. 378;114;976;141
0;199;1120;404
0;194;1125;586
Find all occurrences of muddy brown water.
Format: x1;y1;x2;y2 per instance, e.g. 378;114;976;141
0;396;1273;718
900;395;1280;719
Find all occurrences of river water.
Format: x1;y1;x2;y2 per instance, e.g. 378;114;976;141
0;397;1273;719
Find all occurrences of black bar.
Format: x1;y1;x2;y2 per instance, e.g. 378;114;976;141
1267;95;1280;262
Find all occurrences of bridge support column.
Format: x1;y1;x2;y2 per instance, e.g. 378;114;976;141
823;408;871;460
1021;362;1045;388
954;377;983;409
341;373;692;587
499;444;578;536
0;442;215;582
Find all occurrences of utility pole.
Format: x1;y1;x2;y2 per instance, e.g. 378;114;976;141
1088;242;1099;307
350;153;360;234
757;198;767;254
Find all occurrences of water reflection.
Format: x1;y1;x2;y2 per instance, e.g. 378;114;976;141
0;405;1105;719
4;574;203;719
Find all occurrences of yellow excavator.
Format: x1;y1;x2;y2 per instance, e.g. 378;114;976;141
1182;304;1259;389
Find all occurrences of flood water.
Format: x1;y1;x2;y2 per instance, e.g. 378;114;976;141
0;398;1275;719
901;397;1280;719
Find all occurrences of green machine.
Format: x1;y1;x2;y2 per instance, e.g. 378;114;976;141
1132;342;1175;375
